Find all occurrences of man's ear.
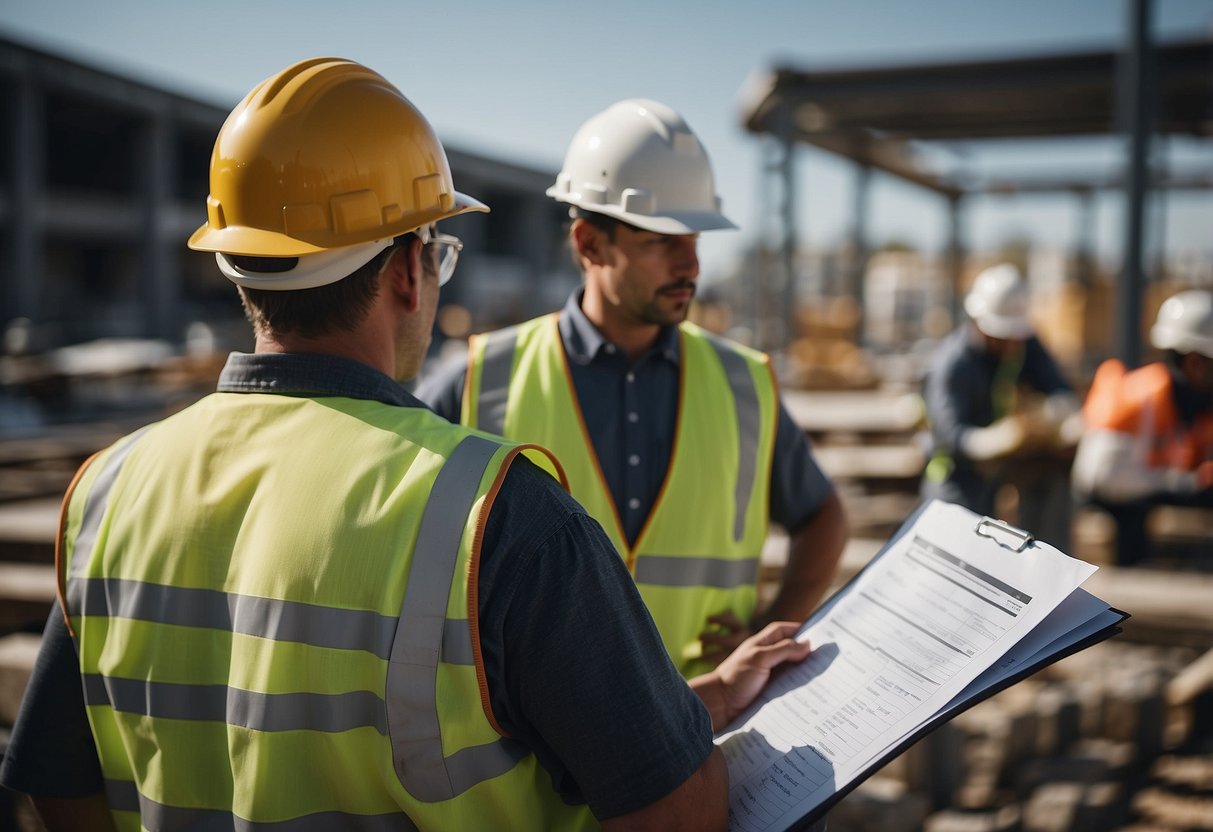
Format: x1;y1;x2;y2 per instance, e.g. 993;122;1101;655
571;219;610;267
385;238;426;313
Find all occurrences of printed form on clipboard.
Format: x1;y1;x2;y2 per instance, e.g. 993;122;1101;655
716;499;1127;832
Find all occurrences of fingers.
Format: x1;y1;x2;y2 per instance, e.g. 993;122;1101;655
705;611;745;630
747;622;812;668
700;611;750;651
750;621;804;646
755;635;813;668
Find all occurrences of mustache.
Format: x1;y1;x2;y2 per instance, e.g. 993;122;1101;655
658;279;697;295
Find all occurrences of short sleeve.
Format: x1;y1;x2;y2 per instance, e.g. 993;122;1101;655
476;457;714;819
1023;336;1072;397
414;353;468;423
770;401;835;534
0;607;105;798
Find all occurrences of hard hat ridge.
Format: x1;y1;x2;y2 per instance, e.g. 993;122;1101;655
964;263;1033;340
1150;289;1213;359
189;57;487;289
547;98;736;236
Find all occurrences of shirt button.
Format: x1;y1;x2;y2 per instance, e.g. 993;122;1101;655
627;498;641;510
626;372;635;383
628;454;640;466
627;412;639;423
605;344;616;355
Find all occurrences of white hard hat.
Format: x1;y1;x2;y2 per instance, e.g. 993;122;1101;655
1150;289;1213;359
547;99;736;235
964;264;1033;340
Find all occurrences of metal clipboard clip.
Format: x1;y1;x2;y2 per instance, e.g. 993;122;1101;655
974;516;1035;553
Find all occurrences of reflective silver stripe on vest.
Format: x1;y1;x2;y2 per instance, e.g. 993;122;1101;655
441;618;475;666
69;430;517;805
388;434;525;801
64;428;150;619
476;328;518;434
75;577;399;660
633;554;760;589
84;674;389;735
105;778;420;831
706;337;761;542
104;778;141;813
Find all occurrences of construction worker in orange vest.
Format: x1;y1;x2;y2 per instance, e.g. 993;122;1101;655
1072;289;1213;565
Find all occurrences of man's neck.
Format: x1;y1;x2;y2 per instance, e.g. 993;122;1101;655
580;297;660;363
254;329;396;380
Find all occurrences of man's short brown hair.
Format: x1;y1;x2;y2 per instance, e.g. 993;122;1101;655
234;236;414;339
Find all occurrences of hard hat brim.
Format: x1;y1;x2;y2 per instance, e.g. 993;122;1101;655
555;200;737;235
1150;324;1213;359
189;190;488;258
971;313;1034;341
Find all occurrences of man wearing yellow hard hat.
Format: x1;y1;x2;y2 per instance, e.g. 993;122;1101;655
0;59;810;830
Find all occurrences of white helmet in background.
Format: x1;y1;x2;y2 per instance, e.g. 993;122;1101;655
1150;289;1213;359
547;99;736;235
964;264;1033;340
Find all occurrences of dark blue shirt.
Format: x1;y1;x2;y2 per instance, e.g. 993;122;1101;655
0;352;712;821
921;325;1072;512
417;291;835;545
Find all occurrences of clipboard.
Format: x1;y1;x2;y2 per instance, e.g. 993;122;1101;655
790;612;1127;829
719;500;1127;832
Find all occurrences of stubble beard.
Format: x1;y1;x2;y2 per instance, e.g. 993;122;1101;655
640;279;697;327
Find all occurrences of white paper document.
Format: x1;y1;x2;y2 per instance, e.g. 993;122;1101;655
715;500;1119;832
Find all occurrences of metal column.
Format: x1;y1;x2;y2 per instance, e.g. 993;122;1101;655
1115;0;1154;367
7;67;43;330
778;113;798;353
946;194;965;329
140;110;179;340
850;163;872;345
1074;188;1097;288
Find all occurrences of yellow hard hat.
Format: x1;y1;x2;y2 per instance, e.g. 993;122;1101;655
188;57;486;269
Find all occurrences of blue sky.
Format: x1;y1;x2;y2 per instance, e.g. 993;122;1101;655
2;0;1211;280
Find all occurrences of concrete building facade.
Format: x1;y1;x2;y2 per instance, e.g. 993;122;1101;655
0;35;577;355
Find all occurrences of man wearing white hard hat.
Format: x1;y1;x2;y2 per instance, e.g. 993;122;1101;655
1072;289;1213;565
921;264;1077;519
419;99;846;678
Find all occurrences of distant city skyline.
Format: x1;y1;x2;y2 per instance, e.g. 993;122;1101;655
3;0;1211;282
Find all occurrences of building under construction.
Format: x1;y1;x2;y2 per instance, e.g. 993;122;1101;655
1;23;1212;832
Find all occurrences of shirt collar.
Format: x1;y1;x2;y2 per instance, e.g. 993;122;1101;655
558;289;680;366
217;352;423;408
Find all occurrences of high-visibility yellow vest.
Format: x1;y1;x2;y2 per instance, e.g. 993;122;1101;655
57;391;595;831
464;314;778;677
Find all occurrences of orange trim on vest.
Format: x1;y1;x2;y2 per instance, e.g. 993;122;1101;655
462;343;477;422
761;359;780;479
549;314;634;565
629;327;691;566
467;443;566;737
55;450;104;639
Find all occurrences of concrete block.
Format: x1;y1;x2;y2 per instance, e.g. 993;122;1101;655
1072;782;1128;831
1023;782;1084;832
0;633;41;726
1151;753;1213;795
1036;686;1082;756
1103;678;1165;765
1132;785;1213;830
829;775;929;832
924;806;1023;832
